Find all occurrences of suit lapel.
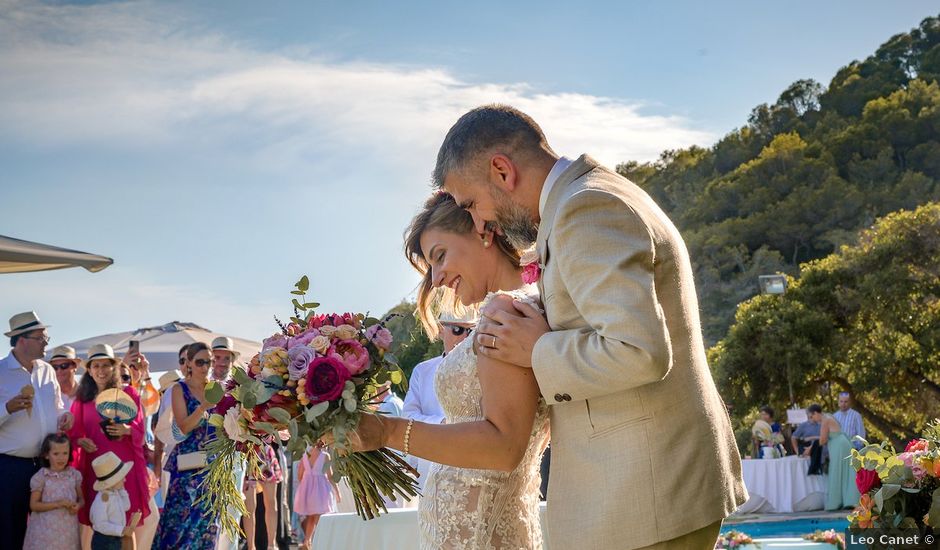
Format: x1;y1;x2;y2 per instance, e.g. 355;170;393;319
535;154;598;287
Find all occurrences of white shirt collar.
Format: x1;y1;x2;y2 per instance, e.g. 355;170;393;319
539;156;573;218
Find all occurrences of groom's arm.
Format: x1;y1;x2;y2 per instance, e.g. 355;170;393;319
531;188;673;403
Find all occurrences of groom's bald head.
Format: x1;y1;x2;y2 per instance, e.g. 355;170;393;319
432;104;555;188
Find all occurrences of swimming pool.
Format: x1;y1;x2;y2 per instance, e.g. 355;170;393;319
722;517;849;537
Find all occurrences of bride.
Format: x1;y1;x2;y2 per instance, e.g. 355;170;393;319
355;192;549;549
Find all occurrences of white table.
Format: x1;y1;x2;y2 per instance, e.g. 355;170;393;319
737;456;827;514
313;502;550;549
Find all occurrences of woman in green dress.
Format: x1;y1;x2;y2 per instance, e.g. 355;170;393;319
808;403;861;510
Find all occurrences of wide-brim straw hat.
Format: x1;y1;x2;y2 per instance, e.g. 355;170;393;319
92;451;133;491
50;345;78;361
157;370;181;390
5;311;50;338
211;336;239;358
95;387;138;424
85;343;121;365
438;309;479;326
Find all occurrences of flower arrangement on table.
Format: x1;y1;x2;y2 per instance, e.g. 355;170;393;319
803;529;845;549
847;419;940;539
198;276;419;535
715;530;758;549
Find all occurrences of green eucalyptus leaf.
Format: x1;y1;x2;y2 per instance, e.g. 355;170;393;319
290;290;305;296
241;391;257;409
363;317;380;328
306;401;330;420
204;381;225;404
207;413;225;429
303;303;320;309
343;397;357;412
297;276;310;292
290;316;304;326
267;407;292;425
288;419;299;439
246;434;262;445
292;298;305;311
254;421;277;435
232;367;251;385
384;352;398;365
390;369;403;385
928;488;940;529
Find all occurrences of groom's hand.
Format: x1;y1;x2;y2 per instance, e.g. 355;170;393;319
476;298;550;369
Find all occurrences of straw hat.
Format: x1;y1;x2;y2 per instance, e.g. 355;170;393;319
50;345;77;361
438;310;478;326
91;451;133;491
5;311;50;338
95;387;138;424
157;370;181;391
86;343;120;365
211;336;239;357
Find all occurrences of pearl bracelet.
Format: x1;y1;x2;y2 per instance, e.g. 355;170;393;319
403;418;415;455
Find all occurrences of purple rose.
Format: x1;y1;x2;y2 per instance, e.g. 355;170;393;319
262;333;288;351
287;345;317;380
304;356;351;405
365;324;393;350
288;328;320;350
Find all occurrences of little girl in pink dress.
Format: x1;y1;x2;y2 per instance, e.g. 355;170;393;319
293;444;339;550
24;433;83;550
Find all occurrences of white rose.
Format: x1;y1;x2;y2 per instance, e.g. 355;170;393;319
309;335;331;354
223;405;248;442
335;324;358;340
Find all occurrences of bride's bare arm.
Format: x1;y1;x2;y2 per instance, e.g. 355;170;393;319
352;295;541;472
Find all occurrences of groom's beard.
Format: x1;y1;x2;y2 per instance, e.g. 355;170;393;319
491;186;538;250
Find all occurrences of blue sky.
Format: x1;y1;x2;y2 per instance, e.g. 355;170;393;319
1;0;937;346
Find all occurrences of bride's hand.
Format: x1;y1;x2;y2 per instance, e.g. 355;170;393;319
320;413;389;453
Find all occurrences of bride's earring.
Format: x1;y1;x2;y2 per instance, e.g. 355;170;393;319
482;240;490;248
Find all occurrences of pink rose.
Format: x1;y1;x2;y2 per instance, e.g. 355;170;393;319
331;339;370;375
905;439;929;453
912;462;927;481
304;356;351;405
365;324;393;350
521;262;541;284
287;345;317;380
856;468;881;494
288;329;320;350
899;452;915;469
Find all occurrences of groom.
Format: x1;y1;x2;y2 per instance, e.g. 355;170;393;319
440;105;747;549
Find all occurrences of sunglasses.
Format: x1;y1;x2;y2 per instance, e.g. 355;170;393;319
22;335;51;345
178;357;186;365
445;325;473;336
121;374;131;382
52;362;75;370
193;359;214;367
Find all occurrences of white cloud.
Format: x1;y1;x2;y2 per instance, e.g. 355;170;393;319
0;0;713;168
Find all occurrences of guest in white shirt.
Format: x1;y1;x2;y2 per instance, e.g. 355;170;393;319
833;392;866;450
0;311;73;549
49;345;81;411
402;311;476;492
89;451;141;550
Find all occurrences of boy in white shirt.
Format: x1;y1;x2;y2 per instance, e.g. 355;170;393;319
89;452;141;550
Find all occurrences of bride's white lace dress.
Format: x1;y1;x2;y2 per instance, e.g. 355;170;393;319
418;287;551;550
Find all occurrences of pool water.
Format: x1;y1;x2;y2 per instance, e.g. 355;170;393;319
722;517;849;538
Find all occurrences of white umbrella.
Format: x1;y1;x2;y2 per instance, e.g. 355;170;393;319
60;321;261;388
0;234;113;274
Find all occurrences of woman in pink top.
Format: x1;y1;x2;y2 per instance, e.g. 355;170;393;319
69;344;150;550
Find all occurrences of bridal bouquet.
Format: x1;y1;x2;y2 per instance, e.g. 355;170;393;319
199;276;419;534
847;419;940;538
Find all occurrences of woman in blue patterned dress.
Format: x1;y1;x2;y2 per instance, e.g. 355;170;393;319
154;342;219;549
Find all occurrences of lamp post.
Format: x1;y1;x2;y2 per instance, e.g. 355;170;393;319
759;274;795;407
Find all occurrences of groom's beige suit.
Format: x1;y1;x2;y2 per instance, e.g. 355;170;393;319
531;155;748;549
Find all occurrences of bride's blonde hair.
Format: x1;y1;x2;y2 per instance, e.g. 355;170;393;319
404;192;521;338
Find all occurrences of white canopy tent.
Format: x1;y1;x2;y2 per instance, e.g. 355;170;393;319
59;322;262;388
0;234;113;274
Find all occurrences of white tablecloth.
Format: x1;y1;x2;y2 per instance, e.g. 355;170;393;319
737;456;827;514
313;502;550;549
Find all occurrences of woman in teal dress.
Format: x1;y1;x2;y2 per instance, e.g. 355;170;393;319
154;342;219;549
808;403;861;510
